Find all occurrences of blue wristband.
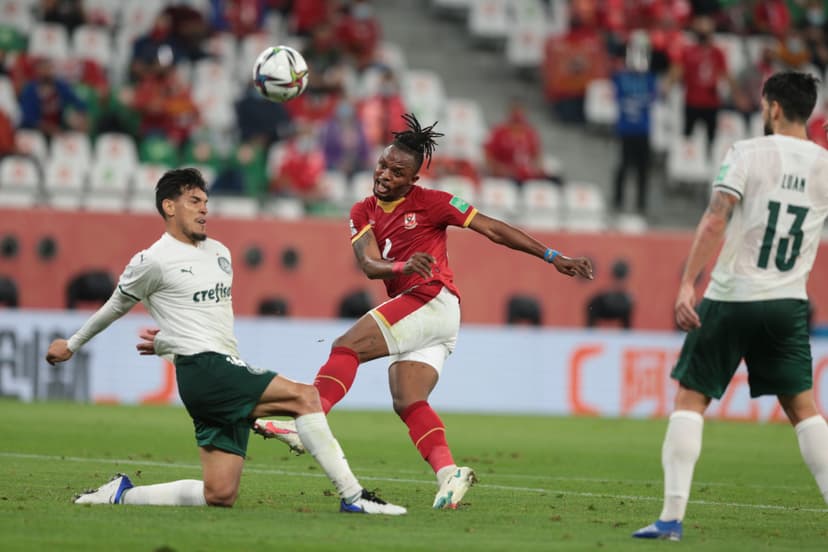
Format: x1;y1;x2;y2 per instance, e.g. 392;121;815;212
544;248;560;263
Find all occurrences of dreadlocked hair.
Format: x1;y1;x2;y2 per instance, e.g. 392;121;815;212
391;113;444;170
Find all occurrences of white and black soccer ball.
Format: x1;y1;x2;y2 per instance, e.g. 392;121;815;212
252;45;309;103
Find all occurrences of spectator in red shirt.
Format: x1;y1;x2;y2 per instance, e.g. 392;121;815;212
130;61;200;146
335;0;381;70
291;0;334;36
753;0;791;37
356;66;407;149
484;99;545;185
667;15;733;148
269;123;326;200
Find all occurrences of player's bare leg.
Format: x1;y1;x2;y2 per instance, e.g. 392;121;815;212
390;360;476;509
779;390;828;503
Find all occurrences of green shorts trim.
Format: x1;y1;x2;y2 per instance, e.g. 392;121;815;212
672;298;812;399
175;352;277;457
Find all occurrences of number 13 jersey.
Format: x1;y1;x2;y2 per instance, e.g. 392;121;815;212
707;134;828;301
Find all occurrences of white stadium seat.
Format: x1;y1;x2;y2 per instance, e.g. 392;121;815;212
72;25;113;67
0;155;41;206
468;0;510;42
88;159;132;195
402;69;446;127
520;179;562;230
562;181;607;232
667;128;711;186
437;175;477;205
50;131;92;169
585;78;618;127
0;75;21;125
0;0;34;33
14;129;48;166
209;195;260;219
94;133;138;170
28;23;69;61
44;157;87;196
479;177;519;220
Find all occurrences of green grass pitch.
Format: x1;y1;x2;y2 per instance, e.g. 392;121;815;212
0;399;826;551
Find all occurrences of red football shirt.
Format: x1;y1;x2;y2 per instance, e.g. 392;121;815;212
349;185;478;299
680;44;727;109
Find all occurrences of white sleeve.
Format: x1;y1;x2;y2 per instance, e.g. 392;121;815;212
66;288;138;351
67;251;162;351
712;143;747;200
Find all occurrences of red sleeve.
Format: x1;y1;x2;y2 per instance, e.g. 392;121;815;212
349;200;372;243
716;47;728;73
426;188;478;228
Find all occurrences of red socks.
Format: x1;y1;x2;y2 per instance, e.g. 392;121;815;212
313;346;359;414
400;401;455;473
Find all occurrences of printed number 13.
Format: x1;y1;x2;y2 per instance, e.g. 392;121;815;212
757;200;808;272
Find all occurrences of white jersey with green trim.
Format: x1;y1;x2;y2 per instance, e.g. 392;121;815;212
118;232;240;357
705;134;828;302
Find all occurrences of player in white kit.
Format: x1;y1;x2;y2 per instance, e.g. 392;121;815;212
634;72;828;540
46;168;405;515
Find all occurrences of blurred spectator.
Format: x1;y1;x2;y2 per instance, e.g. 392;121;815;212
210;0;266;37
235;82;292;147
506;294;543;326
320;99;370;179
130;61;200;146
0;111;15;157
19;58;88;138
285;87;339;126
302;23;344;87
39;0;85;34
803;18;828;74
773;25;812;70
130;13;180;83
611;30;657;214
667;15;732;148
291;0;335;36
753;0;792;37
484;99;546;185
586;259;633;329
419;156;481;188
336;0;381;70
731;45;775;125
807;97;828;150
356;66;406;149
162;3;210;62
269;123;325;200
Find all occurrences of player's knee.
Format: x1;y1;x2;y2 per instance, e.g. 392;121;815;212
392;398;413;417
295;383;322;415
204;484;238;507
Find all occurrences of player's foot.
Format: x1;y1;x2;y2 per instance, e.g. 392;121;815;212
74;473;133;504
252;418;306;455
340;489;407;515
433;466;477;509
632;519;683;541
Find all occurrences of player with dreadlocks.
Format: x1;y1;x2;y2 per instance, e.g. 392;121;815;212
253;113;594;508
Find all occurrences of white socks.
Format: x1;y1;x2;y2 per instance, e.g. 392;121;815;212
295;412;362;503
659;410;704;521
795;415;828;504
121;479;207;506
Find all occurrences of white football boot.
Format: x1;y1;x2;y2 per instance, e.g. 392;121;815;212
74;473;133;504
340;489;407;515
252;418;306;455
433;466;477;509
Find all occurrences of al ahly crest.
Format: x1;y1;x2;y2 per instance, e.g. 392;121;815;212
403;212;417;229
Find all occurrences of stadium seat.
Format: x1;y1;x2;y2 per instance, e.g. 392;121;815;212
584;79;619;127
562;181;607;232
0;155;41;207
207;195;260;219
666;128;711;186
519;179;562;230
205;32;238;64
468;0;510;42
82;0;123;27
238;33;277;82
402;69;446;127
442;98;487;163
0;75;21;125
88;159;133;196
713;33;747;77
349;170;375;204
127;194;157;214
376;41;407;74
0;0;33;34
479;177;519;220
120;0;164;40
14;129;48;166
437;175;477;204
71;25;113;67
84;193;127;212
50;131;92;169
28;23;69;61
94;133;138;170
506;21;548;69
132;163;170;200
44;157;87;196
261;196;304;220
613;213;649;234
318;170;350;207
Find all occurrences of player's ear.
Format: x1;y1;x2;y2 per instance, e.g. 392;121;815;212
162;198;175;218
411;174;419;185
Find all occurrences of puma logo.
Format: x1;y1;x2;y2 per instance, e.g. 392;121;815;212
180;267;193;275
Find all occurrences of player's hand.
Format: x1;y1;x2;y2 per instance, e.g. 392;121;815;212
404;252;435;279
136;328;160;356
674;282;701;331
552;255;594;280
46;338;73;365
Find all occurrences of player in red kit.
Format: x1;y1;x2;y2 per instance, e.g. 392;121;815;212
254;114;594;508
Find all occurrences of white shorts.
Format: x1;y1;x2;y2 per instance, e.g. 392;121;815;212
369;284;460;375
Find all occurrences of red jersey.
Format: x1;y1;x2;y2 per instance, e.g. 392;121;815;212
349;185;478;299
680;44;727;109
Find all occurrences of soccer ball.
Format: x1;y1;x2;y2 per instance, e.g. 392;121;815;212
252;45;309;103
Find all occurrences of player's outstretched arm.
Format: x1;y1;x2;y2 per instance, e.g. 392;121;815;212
45;288;139;365
468;212;593;280
352;230;434;279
